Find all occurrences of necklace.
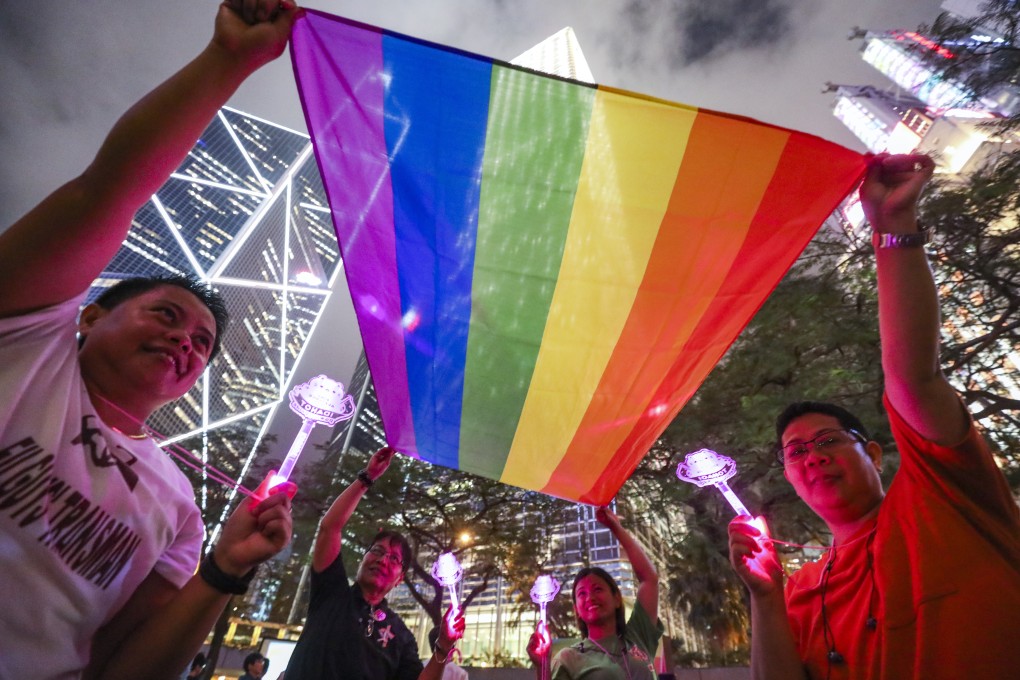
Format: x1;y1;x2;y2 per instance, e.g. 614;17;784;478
773;523;880;552
363;604;387;637
819;528;879;679
110;425;151;440
583;636;634;680
90;391;151;439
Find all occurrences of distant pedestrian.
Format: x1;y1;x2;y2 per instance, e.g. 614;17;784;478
240;652;267;680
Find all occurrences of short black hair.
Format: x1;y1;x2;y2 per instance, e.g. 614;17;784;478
775;401;871;449
572;566;627;641
242;652;265;672
370;529;412;571
92;275;229;360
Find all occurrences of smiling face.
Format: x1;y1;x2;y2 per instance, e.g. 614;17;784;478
573;572;622;633
355;537;406;596
781;412;884;528
78;285;217;415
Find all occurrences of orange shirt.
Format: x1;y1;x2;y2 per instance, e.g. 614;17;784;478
785;397;1020;679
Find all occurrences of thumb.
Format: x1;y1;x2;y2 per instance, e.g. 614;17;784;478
249;470;277;504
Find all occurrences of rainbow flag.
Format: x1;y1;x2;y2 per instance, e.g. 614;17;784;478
291;10;866;505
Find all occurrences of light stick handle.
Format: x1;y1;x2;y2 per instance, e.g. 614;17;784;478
714;480;751;517
447;583;461;615
274;420;316;484
539;602;548;626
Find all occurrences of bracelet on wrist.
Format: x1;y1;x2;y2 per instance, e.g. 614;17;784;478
199;551;256;595
357;469;375;488
433;645;452;664
872;222;931;249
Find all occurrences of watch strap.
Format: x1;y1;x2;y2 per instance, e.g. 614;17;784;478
873;224;930;249
199;552;256;595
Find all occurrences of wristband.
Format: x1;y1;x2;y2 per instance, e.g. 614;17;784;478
433;646;451;664
357;469;375;488
873;223;930;249
199;552;256;595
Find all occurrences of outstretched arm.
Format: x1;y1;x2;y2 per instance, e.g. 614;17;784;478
313;447;396;572
0;0;297;318
596;506;658;622
862;153;968;446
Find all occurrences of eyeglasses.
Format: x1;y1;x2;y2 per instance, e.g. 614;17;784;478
776;429;865;465
367;545;404;567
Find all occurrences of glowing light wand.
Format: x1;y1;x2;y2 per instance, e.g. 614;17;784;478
675;448;751;517
530;574;560;630
530;575;560;680
432;552;464;617
269;375;356;489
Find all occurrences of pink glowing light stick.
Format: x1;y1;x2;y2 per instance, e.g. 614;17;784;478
676;448;751;517
530;575;559;680
678;449;770;575
432;552;464;616
270;375;356;489
530;575;560;628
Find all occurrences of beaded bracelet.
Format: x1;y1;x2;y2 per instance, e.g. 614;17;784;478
199;552;256;595
357;469;375;488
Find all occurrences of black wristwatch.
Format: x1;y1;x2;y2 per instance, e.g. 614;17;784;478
199;552;256;595
357;469;375;488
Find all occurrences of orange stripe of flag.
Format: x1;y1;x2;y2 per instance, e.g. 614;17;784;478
576;134;867;505
541;113;792;501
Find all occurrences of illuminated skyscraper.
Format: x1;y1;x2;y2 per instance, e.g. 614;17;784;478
827;4;1020;441
829;84;930;154
91;107;343;526
832;0;1019;169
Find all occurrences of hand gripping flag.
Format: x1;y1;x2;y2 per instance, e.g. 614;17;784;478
291;10;866;504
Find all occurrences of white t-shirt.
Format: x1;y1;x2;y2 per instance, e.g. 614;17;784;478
0;296;204;679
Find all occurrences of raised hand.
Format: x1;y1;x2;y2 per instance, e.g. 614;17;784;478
526;620;551;664
437;605;466;656
860;153;934;234
366;446;397;481
594;505;621;531
214;0;299;71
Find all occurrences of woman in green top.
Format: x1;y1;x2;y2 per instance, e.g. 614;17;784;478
528;507;662;679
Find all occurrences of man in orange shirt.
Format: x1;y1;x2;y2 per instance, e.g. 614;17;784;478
729;154;1020;679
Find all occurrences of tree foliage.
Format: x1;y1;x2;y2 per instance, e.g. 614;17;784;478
923;1;1020;131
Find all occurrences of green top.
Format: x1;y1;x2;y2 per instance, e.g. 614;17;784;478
551;601;663;679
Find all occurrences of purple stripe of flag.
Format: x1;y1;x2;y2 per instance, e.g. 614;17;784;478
292;10;418;454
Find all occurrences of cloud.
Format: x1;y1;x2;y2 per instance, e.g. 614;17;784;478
612;0;794;69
